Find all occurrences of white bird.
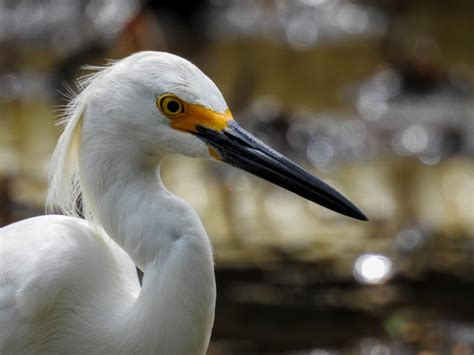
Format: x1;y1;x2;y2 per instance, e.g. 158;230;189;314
0;51;367;354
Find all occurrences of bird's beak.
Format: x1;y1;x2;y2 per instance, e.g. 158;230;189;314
194;120;368;221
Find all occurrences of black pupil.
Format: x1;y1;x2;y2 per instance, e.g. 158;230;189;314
166;100;180;113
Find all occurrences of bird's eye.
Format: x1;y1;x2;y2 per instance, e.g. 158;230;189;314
157;94;185;118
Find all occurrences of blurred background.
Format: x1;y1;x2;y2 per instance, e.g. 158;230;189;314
0;0;473;353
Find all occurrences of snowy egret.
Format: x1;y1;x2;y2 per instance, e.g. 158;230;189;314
0;52;367;353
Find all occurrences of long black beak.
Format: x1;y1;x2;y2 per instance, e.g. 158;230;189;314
195;121;368;221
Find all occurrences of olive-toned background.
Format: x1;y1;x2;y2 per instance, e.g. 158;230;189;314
1;1;473;354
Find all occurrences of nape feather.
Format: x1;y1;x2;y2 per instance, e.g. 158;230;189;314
46;60;119;220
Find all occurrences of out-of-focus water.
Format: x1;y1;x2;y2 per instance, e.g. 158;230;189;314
1;0;474;353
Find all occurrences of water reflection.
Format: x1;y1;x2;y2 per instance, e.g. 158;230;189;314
0;0;138;53
306;138;335;170
208;0;385;48
353;254;392;285
0;74;22;102
396;227;424;252
1;0;474;354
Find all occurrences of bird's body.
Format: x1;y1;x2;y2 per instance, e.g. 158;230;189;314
1;212;214;353
1;161;216;353
0;51;366;353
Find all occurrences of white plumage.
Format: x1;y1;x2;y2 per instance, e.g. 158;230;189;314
1;52;219;354
0;51;366;354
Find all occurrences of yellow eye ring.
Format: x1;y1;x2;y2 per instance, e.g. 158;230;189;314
157;94;185;118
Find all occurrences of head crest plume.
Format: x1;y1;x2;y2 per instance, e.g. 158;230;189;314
46;60;118;219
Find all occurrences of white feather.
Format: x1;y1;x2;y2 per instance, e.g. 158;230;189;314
1;51;224;353
46;60;118;219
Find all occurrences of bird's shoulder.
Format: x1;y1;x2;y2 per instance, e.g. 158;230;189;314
0;215;138;322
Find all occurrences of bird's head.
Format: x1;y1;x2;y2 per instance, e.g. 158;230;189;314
77;51;367;221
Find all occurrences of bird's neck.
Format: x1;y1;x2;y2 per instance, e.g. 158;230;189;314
79;130;216;352
80;131;171;269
